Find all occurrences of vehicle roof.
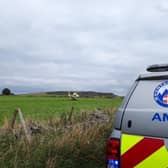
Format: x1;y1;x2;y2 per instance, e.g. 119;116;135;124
137;72;168;81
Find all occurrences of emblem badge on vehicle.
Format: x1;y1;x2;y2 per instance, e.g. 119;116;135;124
154;81;168;108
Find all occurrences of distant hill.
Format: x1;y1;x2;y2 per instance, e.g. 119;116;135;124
45;91;117;98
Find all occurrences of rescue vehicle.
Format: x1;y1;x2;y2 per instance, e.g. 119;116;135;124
106;64;168;168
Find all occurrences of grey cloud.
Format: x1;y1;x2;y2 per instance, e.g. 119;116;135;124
0;0;168;95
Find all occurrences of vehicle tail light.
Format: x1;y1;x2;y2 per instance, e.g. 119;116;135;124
106;138;120;168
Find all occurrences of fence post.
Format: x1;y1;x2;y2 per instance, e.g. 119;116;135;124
11;108;31;144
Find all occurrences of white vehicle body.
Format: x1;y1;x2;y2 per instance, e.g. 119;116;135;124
106;64;168;168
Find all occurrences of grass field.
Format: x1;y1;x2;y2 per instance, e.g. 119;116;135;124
0;96;122;124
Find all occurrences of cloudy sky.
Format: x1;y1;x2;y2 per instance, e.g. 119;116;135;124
0;0;168;95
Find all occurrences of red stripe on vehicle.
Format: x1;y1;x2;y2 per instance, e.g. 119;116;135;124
121;138;164;168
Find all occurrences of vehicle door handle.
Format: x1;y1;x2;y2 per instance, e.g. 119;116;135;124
128;120;132;128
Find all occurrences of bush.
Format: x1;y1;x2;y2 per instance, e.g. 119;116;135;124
0;109;116;168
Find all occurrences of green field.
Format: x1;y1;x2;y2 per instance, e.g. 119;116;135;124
0;96;122;123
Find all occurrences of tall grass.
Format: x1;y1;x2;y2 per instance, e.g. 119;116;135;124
0;108;117;168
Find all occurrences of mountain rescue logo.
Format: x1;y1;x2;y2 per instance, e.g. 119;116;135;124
154;81;168;107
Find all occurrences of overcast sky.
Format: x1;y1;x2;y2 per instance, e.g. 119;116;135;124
0;0;168;95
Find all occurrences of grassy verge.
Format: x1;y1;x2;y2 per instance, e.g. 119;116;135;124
0;108;117;168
